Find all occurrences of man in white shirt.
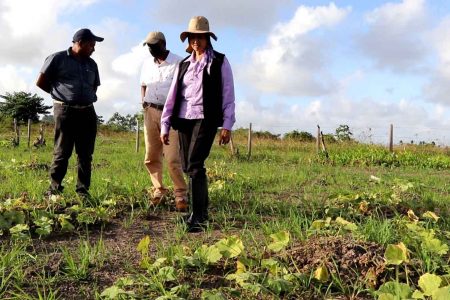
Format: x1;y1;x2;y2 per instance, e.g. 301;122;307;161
140;31;187;211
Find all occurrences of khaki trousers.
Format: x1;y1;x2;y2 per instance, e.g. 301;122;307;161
143;106;187;197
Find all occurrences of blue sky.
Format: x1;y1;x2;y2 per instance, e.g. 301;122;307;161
1;0;449;144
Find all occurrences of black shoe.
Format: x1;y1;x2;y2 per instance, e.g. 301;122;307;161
181;213;192;223
187;219;207;233
76;188;91;200
45;186;63;197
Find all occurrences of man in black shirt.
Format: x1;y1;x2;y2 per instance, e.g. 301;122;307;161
36;28;103;197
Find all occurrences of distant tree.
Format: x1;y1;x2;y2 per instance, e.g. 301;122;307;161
253;130;280;140
41;115;54;124
0;92;51;124
322;133;337;144
106;112;141;131
97;115;104;125
284;130;315;142
335;124;353;142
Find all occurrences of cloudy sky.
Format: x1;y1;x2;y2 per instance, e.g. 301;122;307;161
1;0;450;144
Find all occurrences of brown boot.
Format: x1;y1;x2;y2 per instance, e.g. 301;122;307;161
175;196;188;212
151;189;167;205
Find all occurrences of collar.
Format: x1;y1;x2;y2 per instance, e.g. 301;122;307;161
66;47;89;62
189;48;215;64
153;51;176;65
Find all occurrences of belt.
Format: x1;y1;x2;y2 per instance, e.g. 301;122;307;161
144;102;164;111
53;100;93;109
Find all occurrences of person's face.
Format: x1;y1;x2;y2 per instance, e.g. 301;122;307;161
78;40;96;57
148;41;165;58
188;33;208;53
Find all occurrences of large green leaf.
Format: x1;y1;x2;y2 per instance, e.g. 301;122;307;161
418;273;442;296
412;290;424;299
158;266;177;282
261;258;280;275
58;214;75;232
100;286;126;299
378;281;412;298
422;238;448;256
215;235;244;258
335;217;358;231
267;231;290;252
432;286;450;300
310;218;331;230
378;293;396;300
384;243;408;265
267;277;293;295
194;245;222;265
422;211;439;222
314;265;329;282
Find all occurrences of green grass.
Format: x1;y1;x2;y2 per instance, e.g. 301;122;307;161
0;128;449;299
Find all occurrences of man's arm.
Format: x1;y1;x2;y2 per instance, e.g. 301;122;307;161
141;85;147;108
141;85;146;99
36;73;51;93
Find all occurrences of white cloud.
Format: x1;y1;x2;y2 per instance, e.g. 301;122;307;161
0;65;31;92
240;3;351;97
91;18;149;119
423;17;450;105
358;0;429;72
151;0;291;33
0;0;99;66
235;95;449;144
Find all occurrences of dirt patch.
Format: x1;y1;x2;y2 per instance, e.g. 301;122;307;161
282;235;387;288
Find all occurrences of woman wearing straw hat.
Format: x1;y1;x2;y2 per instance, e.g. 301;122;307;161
160;16;236;232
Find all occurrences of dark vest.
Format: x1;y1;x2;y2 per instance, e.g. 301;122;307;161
171;50;225;130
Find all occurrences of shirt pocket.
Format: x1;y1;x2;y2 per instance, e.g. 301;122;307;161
84;68;96;86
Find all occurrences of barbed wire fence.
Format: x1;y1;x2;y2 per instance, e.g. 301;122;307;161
246;123;449;146
1;119;449;155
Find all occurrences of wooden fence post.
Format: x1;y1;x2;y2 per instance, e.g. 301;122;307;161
229;135;236;155
320;131;329;159
13;118;20;146
33;124;46;147
135;118;140;153
316;125;321;153
27;119;32;148
389;124;394;152
247;123;252;159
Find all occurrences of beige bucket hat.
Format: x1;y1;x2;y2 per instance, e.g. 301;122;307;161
180;16;217;42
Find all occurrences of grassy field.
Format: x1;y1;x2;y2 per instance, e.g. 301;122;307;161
0;126;449;299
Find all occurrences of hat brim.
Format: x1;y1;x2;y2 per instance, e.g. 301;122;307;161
72;35;104;43
93;36;104;42
180;31;217;42
142;39;160;46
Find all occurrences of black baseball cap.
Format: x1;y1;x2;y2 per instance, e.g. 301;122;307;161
72;28;104;42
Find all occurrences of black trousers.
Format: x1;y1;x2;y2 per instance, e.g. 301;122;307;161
177;119;217;222
49;103;97;193
177;119;217;179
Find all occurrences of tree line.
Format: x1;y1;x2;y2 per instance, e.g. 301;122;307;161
1;91;356;140
0;91;142;132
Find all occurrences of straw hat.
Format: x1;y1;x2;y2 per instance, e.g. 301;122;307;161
180;16;217;42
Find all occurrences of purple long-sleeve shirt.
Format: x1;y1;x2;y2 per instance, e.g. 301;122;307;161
161;50;236;136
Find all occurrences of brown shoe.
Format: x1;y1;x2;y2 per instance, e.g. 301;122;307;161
151;196;163;205
151;190;167;205
175;196;188;212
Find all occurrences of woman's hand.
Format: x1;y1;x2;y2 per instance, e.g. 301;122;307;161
219;129;231;145
161;134;170;145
